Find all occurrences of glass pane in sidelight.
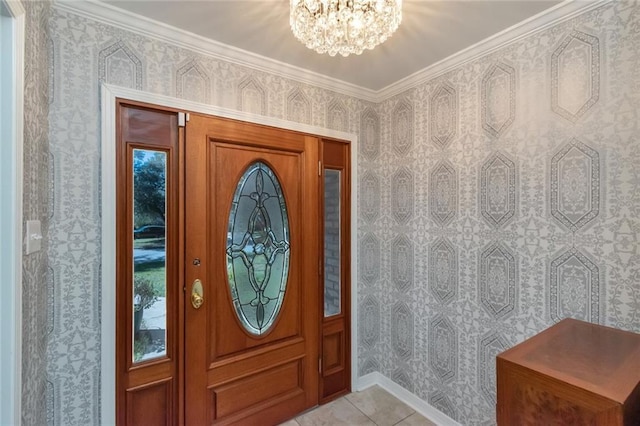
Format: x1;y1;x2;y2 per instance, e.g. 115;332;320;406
324;169;341;317
226;162;290;336
132;149;167;363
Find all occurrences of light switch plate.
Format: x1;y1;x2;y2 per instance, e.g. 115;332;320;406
25;220;42;254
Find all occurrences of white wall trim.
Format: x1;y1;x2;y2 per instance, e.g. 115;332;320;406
56;0;377;102
0;1;25;425
61;0;604;103
350;127;359;393
357;373;462;426
100;83;359;425
99;84;117;426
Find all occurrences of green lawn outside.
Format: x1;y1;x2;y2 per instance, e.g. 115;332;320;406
134;260;166;295
133;237;166;295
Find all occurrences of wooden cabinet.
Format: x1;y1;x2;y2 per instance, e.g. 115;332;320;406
497;319;640;426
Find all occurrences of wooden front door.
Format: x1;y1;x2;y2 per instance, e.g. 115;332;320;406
116;102;350;425
184;114;320;425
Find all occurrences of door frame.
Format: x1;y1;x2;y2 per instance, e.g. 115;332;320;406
0;1;25;424
100;83;359;425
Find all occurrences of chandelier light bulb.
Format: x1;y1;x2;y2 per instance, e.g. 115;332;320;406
290;0;402;57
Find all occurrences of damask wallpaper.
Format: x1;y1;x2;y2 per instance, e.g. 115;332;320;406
21;1;50;425
41;1;640;425
45;7;367;425
359;2;640;424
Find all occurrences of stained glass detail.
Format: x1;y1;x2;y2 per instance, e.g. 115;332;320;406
226;162;290;335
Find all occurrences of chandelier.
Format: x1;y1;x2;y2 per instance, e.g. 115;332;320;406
290;0;403;57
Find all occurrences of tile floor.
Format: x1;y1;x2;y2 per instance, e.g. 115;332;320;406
279;386;437;426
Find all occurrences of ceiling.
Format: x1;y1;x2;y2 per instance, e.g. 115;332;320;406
100;0;562;91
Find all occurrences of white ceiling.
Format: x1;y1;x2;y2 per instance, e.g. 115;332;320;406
100;0;562;91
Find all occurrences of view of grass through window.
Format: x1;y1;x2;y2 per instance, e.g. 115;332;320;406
132;149;167;362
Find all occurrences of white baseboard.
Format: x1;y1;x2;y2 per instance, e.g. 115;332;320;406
355;372;379;391
356;372;462;426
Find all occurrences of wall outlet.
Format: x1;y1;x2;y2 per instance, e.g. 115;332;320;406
25;220;42;254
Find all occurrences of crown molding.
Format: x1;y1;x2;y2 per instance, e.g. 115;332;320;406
53;0;380;102
377;0;609;101
54;0;607;104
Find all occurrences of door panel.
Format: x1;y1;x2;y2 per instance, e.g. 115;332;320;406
210;145;301;358
185;114;320;425
116;101;181;426
320;139;351;402
126;379;172;425
212;359;302;417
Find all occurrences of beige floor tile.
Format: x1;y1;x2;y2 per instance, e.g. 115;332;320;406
278;419;300;426
394;412;437;426
296;397;376;426
346;386;415;426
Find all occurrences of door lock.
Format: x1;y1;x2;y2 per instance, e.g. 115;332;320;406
191;279;204;309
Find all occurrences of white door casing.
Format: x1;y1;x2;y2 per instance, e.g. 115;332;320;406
0;1;25;424
100;83;359;425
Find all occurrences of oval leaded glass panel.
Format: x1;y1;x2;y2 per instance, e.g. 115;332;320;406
226;162;290;335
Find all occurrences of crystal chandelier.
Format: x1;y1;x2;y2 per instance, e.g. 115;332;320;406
290;0;402;57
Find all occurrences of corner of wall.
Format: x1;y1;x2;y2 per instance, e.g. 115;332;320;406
356;373;462;426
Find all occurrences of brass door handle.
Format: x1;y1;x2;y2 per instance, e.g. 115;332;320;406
191;279;204;309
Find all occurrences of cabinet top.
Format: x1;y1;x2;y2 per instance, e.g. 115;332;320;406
498;318;640;403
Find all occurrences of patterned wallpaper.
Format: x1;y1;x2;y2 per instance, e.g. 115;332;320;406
22;0;51;425
359;2;640;424
45;7;367;425
41;1;640;425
